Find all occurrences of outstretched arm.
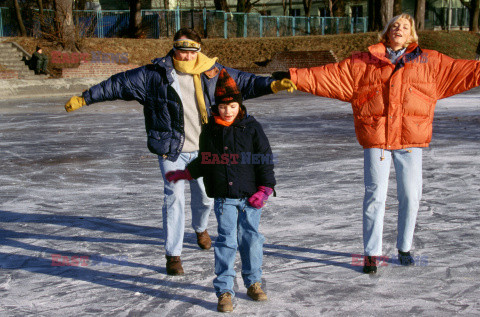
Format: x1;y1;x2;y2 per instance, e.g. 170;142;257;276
64;66;147;112
224;66;276;100
289;58;355;103
435;52;480;100
83;66;147;105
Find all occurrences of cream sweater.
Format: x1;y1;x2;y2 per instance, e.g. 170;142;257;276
177;71;202;152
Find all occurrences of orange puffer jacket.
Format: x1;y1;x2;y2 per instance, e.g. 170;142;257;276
290;42;480;150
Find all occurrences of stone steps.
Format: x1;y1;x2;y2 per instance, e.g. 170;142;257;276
0;41;50;79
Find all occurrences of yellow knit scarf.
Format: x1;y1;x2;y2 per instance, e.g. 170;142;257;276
173;52;218;124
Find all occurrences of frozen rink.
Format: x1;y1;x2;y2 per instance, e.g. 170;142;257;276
1;90;480;316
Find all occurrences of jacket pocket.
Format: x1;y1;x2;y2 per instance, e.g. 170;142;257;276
402;116;433;145
354;116;386;147
403;86;435;117
147;130;172;155
352;88;384;117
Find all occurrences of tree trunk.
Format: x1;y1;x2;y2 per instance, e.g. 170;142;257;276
332;0;345;17
14;0;27;36
164;0;171;37
328;0;333;17
214;0;230;12
393;0;402;16
129;0;142;38
38;0;44;15
368;0;382;31
459;0;477;31
303;0;312;17
380;0;394;28
237;0;258;13
473;0;480;32
415;0;426;31
76;0;87;10
55;0;76;51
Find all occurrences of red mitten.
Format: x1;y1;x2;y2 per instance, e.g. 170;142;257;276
248;186;274;209
165;169;193;183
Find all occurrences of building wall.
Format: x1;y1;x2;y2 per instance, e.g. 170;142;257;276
90;0;368;17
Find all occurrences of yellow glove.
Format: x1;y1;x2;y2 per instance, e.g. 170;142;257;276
65;96;86;112
271;78;297;94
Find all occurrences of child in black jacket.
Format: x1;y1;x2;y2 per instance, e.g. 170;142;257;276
166;68;275;312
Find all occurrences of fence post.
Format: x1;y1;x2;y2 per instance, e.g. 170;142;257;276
0;8;3;38
363;17;367;33
96;10;104;38
175;6;180;32
321;17;325;35
243;13;247;38
178;7;182;32
224;12;227;39
350;17;354;33
259;16;263;37
157;10;161;38
276;17;280;37
292;16;295;36
307;17;310;34
335;17;339;34
203;7;207;37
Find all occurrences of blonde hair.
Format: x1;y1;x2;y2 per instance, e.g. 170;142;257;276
379;13;419;47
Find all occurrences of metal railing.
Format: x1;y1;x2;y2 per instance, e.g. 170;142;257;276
1;6;475;39
0;7;368;39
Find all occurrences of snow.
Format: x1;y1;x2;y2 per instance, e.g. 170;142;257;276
1;89;480;316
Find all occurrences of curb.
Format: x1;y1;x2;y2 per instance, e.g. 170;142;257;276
0;77;108;100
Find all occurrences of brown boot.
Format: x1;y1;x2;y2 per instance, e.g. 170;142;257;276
196;230;212;250
217;292;233;312
247;282;267;301
165;255;184;276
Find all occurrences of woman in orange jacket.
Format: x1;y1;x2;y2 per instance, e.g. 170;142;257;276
285;13;480;274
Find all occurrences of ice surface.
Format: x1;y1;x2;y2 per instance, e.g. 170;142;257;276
1;90;480;316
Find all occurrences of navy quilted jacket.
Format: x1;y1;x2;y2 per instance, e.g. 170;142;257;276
187;110;276;198
82;50;275;161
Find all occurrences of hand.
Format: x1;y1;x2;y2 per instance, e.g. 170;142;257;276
248;186;274;209
65;96;86;112
272;71;290;80
165;169;193;183
271;78;297;94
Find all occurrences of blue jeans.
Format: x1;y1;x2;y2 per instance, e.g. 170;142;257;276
363;148;422;256
213;198;264;298
159;152;213;256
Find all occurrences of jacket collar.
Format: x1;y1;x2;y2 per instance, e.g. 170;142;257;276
368;42;419;64
151;50;175;68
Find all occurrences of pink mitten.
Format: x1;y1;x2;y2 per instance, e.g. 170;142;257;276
248;186;274;209
165;169;193;183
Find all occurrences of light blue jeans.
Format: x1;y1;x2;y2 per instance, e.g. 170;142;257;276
213;198;264;298
159;151;213;256
363;148;422;256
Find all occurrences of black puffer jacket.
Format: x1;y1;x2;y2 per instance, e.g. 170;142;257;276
188;110;275;198
82;51;275;161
